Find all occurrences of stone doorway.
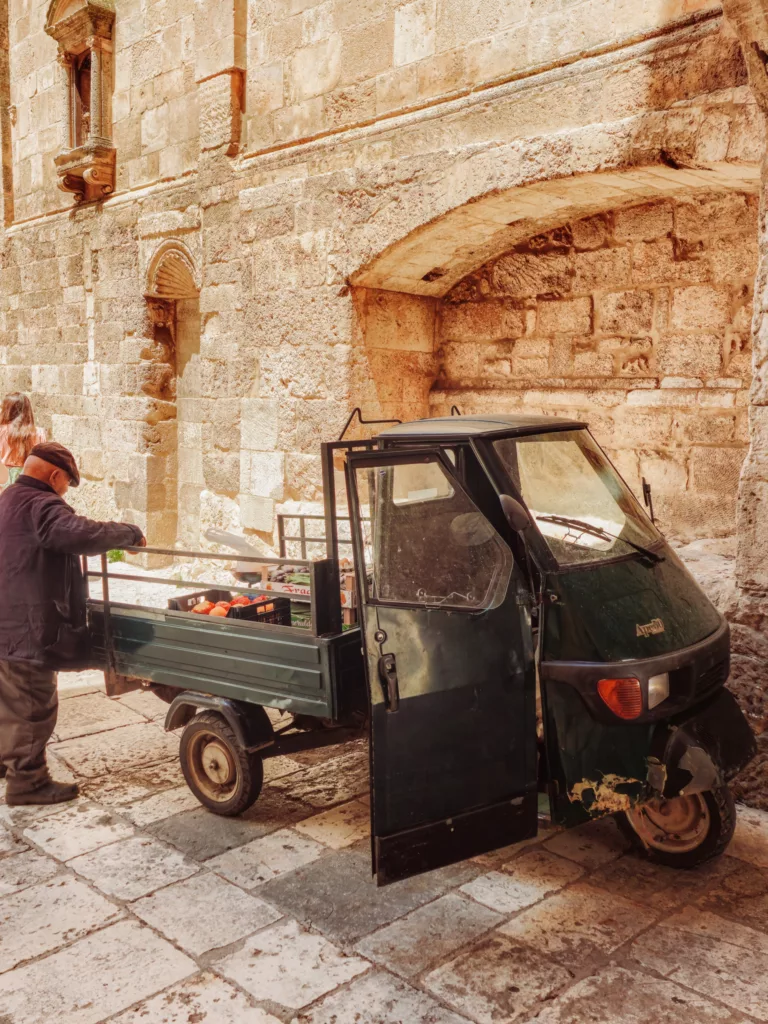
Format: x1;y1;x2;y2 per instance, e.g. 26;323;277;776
144;240;201;551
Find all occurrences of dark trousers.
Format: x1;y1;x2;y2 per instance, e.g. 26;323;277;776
0;658;57;792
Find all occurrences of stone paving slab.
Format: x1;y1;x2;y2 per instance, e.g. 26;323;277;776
355;892;503;979
0;849;61;897
295;968;474;1024
698;856;768;933
50;723;180;778
81;759;186;808
423;933;573;1024
68;834;199;901
206;827;326;889
0;826;27;857
729;805;768;869
148;788;315;860
0;919;195;1024
293;799;370;849
22;801;135;861
115;688;169;721
258;846;480;944
107;971;282;1024
121;785;201;827
0;875;122;973
631;906;768;1020
53;692;146;741
267;749;370;809
460;849;585;914
542;818;629;869
499;882;659;967
219;917;369;1011
588;849;738;912
131;870;283;956
520;966;741;1024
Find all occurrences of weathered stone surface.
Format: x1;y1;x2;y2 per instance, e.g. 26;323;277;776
0;920;195;1024
526;966;739;1024
296;969;473;1024
68;835;198;901
147;788;314;860
258;846;479;943
631;907;768;1020
219;918;368;1010
355;893;502;978
22;802;135;862
0;876;123;973
460;849;584;914
499;883;658;966
293;799;370;849
132;871;283;955
206;827;325;888
423;933;572;1023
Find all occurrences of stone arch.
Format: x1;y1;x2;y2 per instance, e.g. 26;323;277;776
351;148;762;544
353;162;761;300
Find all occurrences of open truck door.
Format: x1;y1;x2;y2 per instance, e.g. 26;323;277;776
345;448;538;884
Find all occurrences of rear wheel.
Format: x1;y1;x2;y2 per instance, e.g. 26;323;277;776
617;784;735;868
179;711;263;817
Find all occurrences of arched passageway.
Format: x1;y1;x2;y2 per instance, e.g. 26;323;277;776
352;164;761;546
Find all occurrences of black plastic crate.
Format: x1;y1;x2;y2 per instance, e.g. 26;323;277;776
228;597;291;626
167;589;232;612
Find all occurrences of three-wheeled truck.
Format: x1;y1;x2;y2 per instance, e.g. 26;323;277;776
87;414;757;884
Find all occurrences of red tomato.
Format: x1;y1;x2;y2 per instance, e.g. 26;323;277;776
230;596;250;606
209;606;228;617
192;601;214;614
214;601;231;610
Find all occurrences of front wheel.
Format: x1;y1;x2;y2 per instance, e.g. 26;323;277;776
179;711;263;817
617;784;735;869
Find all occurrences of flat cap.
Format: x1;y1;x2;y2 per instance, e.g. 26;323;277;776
29;441;80;487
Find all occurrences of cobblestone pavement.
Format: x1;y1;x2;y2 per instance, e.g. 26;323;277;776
1;674;768;1024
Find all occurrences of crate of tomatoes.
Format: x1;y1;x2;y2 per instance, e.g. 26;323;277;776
168;590;291;627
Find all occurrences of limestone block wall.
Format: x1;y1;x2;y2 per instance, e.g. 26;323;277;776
244;0;721;152
434;192;759;541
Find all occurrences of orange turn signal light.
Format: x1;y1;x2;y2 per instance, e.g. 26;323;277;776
597;677;643;720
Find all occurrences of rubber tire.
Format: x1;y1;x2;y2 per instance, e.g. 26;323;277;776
179;711;263;817
617;784;736;869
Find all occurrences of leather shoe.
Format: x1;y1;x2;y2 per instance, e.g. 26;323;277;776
6;780;79;805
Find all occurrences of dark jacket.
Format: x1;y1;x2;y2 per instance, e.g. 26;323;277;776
0;476;143;669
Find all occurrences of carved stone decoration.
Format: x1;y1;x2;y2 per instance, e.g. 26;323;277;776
145;240;200;301
45;0;116;203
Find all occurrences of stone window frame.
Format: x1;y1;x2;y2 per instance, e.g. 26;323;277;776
45;0;116;203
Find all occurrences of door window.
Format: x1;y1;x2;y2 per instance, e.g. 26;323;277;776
355;456;511;610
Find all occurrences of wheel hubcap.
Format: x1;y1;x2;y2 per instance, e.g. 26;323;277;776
626;793;711;854
188;731;238;802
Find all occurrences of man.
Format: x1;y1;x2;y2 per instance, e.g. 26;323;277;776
0;442;145;805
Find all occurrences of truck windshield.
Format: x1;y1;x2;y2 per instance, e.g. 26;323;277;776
494;430;662;567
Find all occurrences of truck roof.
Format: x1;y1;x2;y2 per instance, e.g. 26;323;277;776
377;413;587;441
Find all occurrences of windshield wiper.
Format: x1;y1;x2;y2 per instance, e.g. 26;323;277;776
536;514;664;563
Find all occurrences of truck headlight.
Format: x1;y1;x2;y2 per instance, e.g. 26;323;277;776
648;672;670;710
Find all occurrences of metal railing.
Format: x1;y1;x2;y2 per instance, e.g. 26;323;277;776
85;545;344;655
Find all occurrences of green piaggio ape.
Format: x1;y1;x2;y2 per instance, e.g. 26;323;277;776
89;413;756;885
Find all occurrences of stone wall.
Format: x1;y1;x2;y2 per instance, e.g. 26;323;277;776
244;0;720;152
433;192;759;541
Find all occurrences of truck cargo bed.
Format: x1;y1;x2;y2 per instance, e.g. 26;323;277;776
89;601;365;720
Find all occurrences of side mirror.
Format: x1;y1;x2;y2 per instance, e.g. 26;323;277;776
500;494;530;532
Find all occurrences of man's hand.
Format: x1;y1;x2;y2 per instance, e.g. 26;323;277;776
137;537;147;547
